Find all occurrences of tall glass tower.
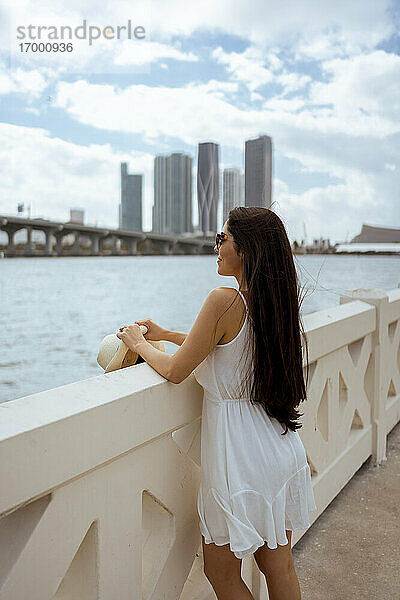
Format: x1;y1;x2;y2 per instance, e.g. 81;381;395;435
120;162;142;230
152;153;192;234
223;168;244;224
245;135;272;208
197;142;220;236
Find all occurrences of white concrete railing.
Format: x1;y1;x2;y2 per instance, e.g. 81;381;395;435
0;285;399;600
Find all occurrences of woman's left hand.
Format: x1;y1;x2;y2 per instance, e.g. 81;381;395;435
116;324;146;351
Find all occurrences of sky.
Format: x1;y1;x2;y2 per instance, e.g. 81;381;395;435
0;0;399;244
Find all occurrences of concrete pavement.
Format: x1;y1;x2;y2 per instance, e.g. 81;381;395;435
292;420;400;599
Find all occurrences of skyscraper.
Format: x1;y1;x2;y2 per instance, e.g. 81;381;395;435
223;168;244;224
245;135;272;207
153;155;167;233
197;142;220;236
120;162;142;230
152;153;192;234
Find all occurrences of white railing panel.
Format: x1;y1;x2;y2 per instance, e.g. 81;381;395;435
0;368;202;517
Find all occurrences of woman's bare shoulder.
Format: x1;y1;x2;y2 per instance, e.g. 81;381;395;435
211;287;242;309
211;286;236;298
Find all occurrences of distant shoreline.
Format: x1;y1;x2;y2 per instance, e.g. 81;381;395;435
1;251;400;258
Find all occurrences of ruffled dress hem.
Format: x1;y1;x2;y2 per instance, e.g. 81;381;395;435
200;532;309;560
198;463;317;560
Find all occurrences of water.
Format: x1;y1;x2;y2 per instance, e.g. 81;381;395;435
0;254;399;403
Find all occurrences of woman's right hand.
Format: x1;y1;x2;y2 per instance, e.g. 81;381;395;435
132;319;168;342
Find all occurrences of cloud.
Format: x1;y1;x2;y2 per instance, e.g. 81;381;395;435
53;58;400;148
309;50;400;122
0;61;48;99
275;72;311;95
147;0;396;58
263;97;305;112
273;177;380;244
212;46;275;91
114;40;198;66
5;0;397;75
145;0;396;62
54;79;252;146
212;45;311;97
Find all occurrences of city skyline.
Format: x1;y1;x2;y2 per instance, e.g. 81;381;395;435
7;125;398;243
123;133;271;235
0;1;398;244
7;130;277;239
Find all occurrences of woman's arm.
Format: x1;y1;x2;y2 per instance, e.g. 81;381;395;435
126;289;223;384
163;330;188;346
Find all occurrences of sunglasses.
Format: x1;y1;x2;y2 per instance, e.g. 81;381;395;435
215;232;234;250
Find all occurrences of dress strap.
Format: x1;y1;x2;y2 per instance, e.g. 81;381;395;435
237;289;248;311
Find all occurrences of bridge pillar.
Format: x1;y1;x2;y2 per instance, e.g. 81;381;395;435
128;239;137;255
99;236;107;255
90;234;101;256
24;227;35;255
111;236;121;255
5;228;17;256
71;233;82;256
1;224;23;256
45;229;56;256
153;240;173;254
54;232;64;256
177;243;198;255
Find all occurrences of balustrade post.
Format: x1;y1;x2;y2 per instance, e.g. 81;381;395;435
339;289;389;466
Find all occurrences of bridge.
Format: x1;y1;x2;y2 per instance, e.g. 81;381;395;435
0;286;399;598
0;216;216;257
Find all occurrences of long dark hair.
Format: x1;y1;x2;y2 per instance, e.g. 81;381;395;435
216;206;310;435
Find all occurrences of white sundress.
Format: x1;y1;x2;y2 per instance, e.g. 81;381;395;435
193;288;317;559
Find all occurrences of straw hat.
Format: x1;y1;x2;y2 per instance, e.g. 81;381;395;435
97;325;165;373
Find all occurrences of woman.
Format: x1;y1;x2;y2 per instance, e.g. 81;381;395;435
118;206;317;600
